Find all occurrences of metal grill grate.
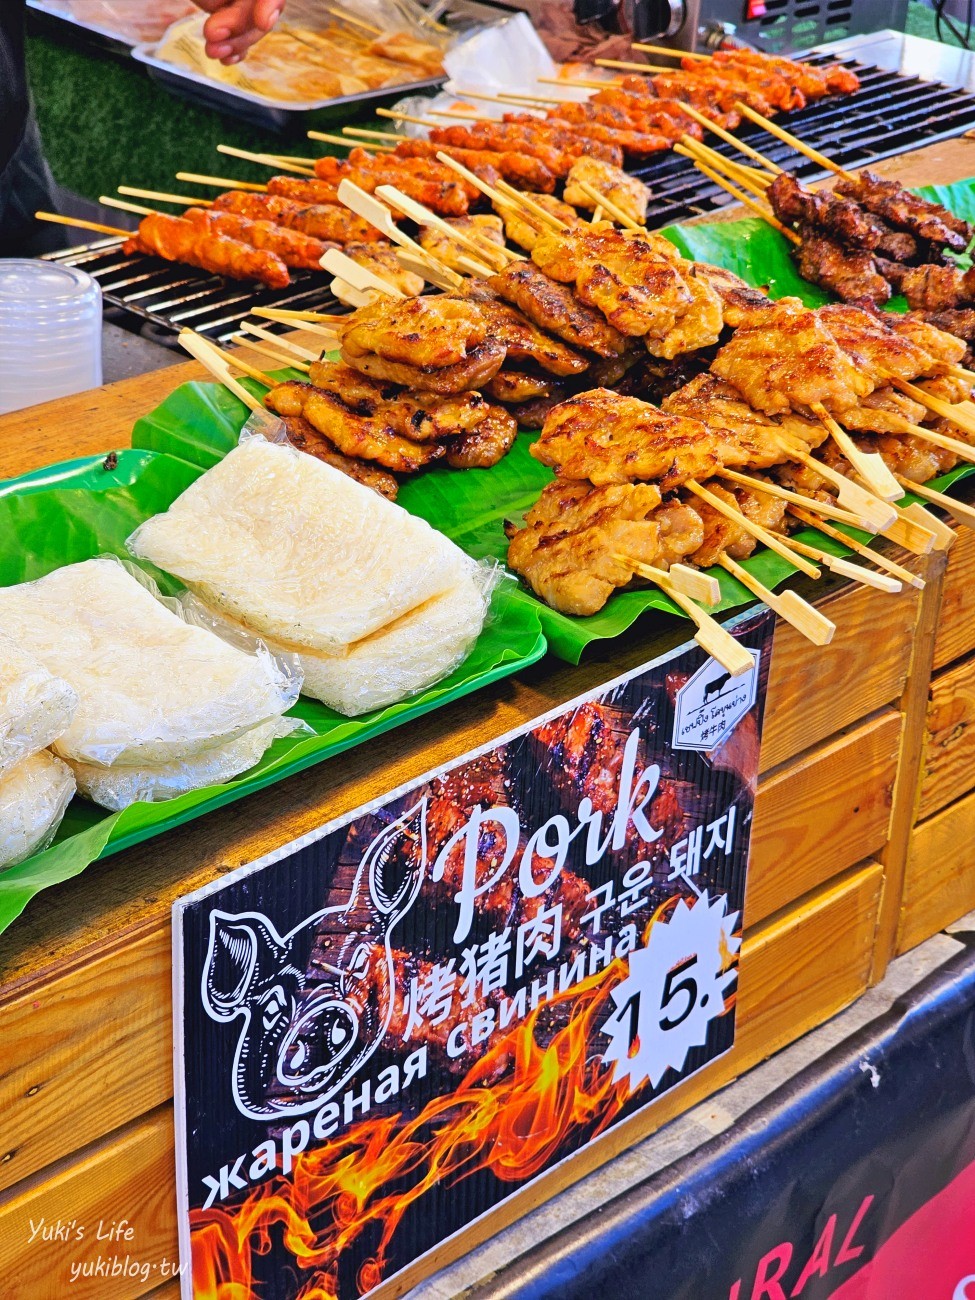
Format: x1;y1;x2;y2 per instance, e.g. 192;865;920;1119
43;55;975;346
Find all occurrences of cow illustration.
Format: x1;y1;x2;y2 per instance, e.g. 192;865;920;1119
201;799;426;1120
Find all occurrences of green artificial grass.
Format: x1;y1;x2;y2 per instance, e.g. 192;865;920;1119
23;2;958;205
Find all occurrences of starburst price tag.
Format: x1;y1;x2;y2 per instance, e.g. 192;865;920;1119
601;893;741;1093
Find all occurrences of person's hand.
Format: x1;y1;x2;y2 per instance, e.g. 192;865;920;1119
191;0;285;64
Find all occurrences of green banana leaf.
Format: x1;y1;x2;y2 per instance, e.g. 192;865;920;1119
0;449;546;935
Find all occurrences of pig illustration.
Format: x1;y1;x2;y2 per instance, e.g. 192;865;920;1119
201;799;426;1120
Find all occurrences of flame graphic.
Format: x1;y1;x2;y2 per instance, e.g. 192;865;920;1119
191;903;734;1300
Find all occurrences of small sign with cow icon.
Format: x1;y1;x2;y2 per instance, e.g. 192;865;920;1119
672;651;761;753
173;608;774;1300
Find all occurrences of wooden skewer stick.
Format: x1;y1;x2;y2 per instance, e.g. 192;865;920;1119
898;501;955;550
495;179;569;232
880;412;975;465
34;210;129;239
782;535;903;593
375;106;447;127
118;184;210;208
394;247;463;292
775;437;899;532
715;467;880;533
374;183;518;268
537;75;622;91
631;41;709;59
788;507;919;589
944;363;975;385
178;330;267;414
669;99;782;174
616;556;721;605
683;480;821;578
686;158;801;245
308;130;390;152
267;154;320;164
595;57;675;73
573;179;644;232
676;142;773;201
718;554;836;644
100;196;153;217
176;172;267;192
435;151;526;216
330;277;375;308
239;322;321;361
653;573;756;677
340;126;405;142
229;333;311;372
591;206;605;224
320;247;405;297
252;306;345;323
809;401;903;502
217;145;315;176
895;475;975;531
337;180;465;287
733;102;855;180
887;376;975;438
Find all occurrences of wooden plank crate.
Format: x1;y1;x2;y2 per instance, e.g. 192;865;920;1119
898;520;975;954
0;557;931;1300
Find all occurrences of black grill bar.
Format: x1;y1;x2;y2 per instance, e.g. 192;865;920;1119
43;55;975;344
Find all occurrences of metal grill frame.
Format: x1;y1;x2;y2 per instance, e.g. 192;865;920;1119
43;54;975;347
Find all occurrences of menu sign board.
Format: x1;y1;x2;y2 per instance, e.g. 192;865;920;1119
174;607;775;1299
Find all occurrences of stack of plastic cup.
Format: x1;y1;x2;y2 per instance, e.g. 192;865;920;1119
0;260;103;415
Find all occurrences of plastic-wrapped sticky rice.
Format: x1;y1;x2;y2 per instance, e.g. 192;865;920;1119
67;716;301;811
0;558;300;768
0;633;78;776
0;751;75;868
127;436;476;653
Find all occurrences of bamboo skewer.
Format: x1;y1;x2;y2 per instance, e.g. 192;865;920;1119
336;179;465;287
631;41;709;59
683;480;821;578
118;185;210;208
715;468;881;532
870;413;975;465
178;330;267;415
434;151;529;218
304;131;381;152
717;554;836;643
100;196;153;217
573;179;644;232
341;126;405;142
616;556;721;604
394;248;463;292
809;401;903;502
788;507;919;588
34;211;129;239
733;102;855;180
896;476;975;530
675;144;775;206
373;183;518;268
217;145;315;176
669;100;783;174
686;158;800;244
229;333;311;372
887;376;975;439
376;106;446;127
652;574;756;676
774;438;899;531
239;322;322;361
321;247;404;297
494;179;567;231
176;172;267;192
781;534;903;592
537;75;622;90
252;306;345;323
677;138;773;190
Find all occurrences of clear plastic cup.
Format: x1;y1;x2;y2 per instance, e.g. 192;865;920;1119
0;260;103;415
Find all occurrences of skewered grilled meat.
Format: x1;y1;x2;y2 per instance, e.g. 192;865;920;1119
661;373;825;467
418;215;506;273
123;212;290;288
266;382;445;474
507;479;678;616
506;394;567;428
503;110;672;161
428;120;623;166
444;407;518;468
546;99;697;148
181;206;331;271
342;241;425;297
768;173;887;250
562;158;650;226
461;282;591;376
489;263;627;358
817;302;936;383
836;170;971;249
495;193;581;252
711;49;860;97
687;481;757;567
279;413;399;499
310;151;472;216
484;370;565;404
337;294;497;372
711;298;874;415
646;72;777;121
531;388;752;490
391;139;557;193
667;59;807;113
890;312;970;365
691;263;771;328
530;225;693;339
795;223;892;304
647;266;724;360
876;258;975;312
306;360;494;441
908;308;975;355
212;190;384;244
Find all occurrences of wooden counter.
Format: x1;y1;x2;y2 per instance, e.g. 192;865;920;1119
1;136;974;1299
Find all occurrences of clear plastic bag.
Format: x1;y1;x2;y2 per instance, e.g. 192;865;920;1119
68;716;306;811
127;436;474;655
184;561;498;717
0;750;76;870
0;633;78;777
0;556;301;768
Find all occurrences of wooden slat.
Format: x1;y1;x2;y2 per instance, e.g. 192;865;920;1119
0;863;882;1300
759;567;922;773
747;710;900;925
898;787;975;954
919;651;975;820
934;523;975;671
